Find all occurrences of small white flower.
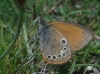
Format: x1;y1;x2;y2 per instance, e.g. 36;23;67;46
86;66;93;71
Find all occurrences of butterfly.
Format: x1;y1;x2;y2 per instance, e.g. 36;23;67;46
38;18;93;64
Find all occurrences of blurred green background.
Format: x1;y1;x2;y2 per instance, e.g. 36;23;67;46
0;0;100;74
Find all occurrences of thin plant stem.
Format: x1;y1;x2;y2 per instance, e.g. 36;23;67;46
0;8;25;60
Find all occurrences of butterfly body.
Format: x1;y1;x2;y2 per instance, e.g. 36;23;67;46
38;18;93;65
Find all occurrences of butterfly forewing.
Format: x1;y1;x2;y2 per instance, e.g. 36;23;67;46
50;22;93;51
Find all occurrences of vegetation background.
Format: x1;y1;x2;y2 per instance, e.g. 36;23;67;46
0;0;100;74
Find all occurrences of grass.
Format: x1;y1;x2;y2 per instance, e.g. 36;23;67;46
0;0;100;74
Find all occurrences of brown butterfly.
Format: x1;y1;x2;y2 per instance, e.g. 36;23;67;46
38;18;93;64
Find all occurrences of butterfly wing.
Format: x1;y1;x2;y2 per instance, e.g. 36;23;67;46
39;24;71;64
50;22;93;51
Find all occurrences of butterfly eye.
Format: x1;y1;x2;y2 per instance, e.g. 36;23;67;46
52;55;57;60
63;47;68;51
61;38;67;45
47;55;51;59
